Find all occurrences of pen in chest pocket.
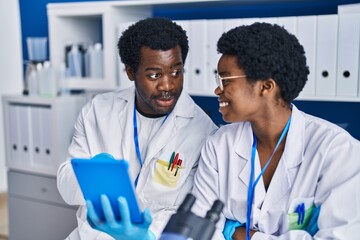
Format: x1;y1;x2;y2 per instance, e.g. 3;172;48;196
174;159;183;176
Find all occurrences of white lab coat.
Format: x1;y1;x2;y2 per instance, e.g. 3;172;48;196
57;86;218;240
192;105;360;239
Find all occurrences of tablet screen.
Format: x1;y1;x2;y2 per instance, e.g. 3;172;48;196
71;156;143;223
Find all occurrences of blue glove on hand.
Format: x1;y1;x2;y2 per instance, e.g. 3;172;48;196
223;219;244;240
86;194;155;240
305;205;321;236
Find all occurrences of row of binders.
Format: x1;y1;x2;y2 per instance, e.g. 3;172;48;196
118;11;360;98
7;104;53;169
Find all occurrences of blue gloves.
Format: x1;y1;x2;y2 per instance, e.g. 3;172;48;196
86;194;155;240
305;205;321;236
223;219;244;240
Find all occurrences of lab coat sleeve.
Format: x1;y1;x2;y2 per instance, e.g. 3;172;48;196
191;136;226;240
57;102;92;206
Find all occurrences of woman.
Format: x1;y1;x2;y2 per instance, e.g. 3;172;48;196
191;22;360;240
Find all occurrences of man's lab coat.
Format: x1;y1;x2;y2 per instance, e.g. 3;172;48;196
192;105;360;239
57;86;218;239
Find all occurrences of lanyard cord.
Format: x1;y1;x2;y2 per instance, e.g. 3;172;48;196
245;116;292;240
133;104;169;186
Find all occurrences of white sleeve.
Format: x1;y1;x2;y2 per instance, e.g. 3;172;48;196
191;136;226;240
57;102;91;206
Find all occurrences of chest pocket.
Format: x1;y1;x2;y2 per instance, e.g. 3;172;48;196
153;151;185;188
288;204;315;230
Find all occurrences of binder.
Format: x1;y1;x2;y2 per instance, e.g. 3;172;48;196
207;19;225;93
175;20;191;91
296;15;317;97
39;106;53;167
17;105;32;164
224;18;243;31
336;13;360;97
315;15;338;97
8;104;20;163
30;106;44;166
188;20;208;92
259;17;278;25
277;16;297;35
117;22;135;90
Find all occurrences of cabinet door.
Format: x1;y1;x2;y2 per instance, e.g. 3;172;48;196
8;197;77;240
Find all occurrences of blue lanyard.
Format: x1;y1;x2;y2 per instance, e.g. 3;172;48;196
245;116;292;240
133;104;169;186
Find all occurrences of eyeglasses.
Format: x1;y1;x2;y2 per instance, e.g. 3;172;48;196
215;74;247;91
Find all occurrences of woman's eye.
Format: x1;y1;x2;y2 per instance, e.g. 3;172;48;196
221;79;229;86
149;73;161;79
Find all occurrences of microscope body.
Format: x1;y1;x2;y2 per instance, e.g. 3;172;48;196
159;194;224;240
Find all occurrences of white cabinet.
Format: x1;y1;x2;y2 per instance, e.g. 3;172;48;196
2;95;86;175
47;0;360;101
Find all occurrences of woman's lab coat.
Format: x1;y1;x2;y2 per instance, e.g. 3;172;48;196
57;86;217;239
192;105;360;239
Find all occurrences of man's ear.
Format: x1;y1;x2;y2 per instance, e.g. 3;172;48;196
125;65;135;81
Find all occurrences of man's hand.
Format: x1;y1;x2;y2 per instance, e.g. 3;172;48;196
86;194;155;240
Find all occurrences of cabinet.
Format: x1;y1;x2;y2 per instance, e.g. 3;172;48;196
2;95;86;239
8;170;77;240
47;1;360;99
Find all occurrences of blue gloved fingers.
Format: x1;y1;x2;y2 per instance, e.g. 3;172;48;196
117;196;132;228
86;200;101;227
139;208;153;229
100;194;117;225
93;152;115;160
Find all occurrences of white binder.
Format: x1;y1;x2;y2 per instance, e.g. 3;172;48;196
224;18;242;31
188;20;208;92
18;105;32;164
39;106;53;166
277;16;297;35
8;105;20;163
175;20;191;92
117;22;135;90
315;14;338;97
30;106;44;166
296;15;317;97
259;17;278;25
207;19;225;93
336;13;360;97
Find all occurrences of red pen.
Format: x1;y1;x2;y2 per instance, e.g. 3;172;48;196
174;159;182;176
171;153;179;171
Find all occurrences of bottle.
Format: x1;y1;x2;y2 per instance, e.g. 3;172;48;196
90;43;103;78
83;45;92;78
67;45;83;77
38;61;57;97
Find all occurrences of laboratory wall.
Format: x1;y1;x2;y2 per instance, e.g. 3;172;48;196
0;0;23;192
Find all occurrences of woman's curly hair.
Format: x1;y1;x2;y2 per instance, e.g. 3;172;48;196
118;17;189;72
217;22;309;103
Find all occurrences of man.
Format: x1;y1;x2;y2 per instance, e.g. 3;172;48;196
57;17;217;239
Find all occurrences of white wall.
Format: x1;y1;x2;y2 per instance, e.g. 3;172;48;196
0;0;23;192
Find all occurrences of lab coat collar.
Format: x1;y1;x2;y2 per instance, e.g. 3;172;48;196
234;122;255;187
234;105;305;211
260;104;305;213
115;86;196;181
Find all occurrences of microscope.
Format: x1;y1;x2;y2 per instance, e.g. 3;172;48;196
160;193;224;240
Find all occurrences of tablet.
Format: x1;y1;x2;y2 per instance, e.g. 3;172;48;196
71;155;143;223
